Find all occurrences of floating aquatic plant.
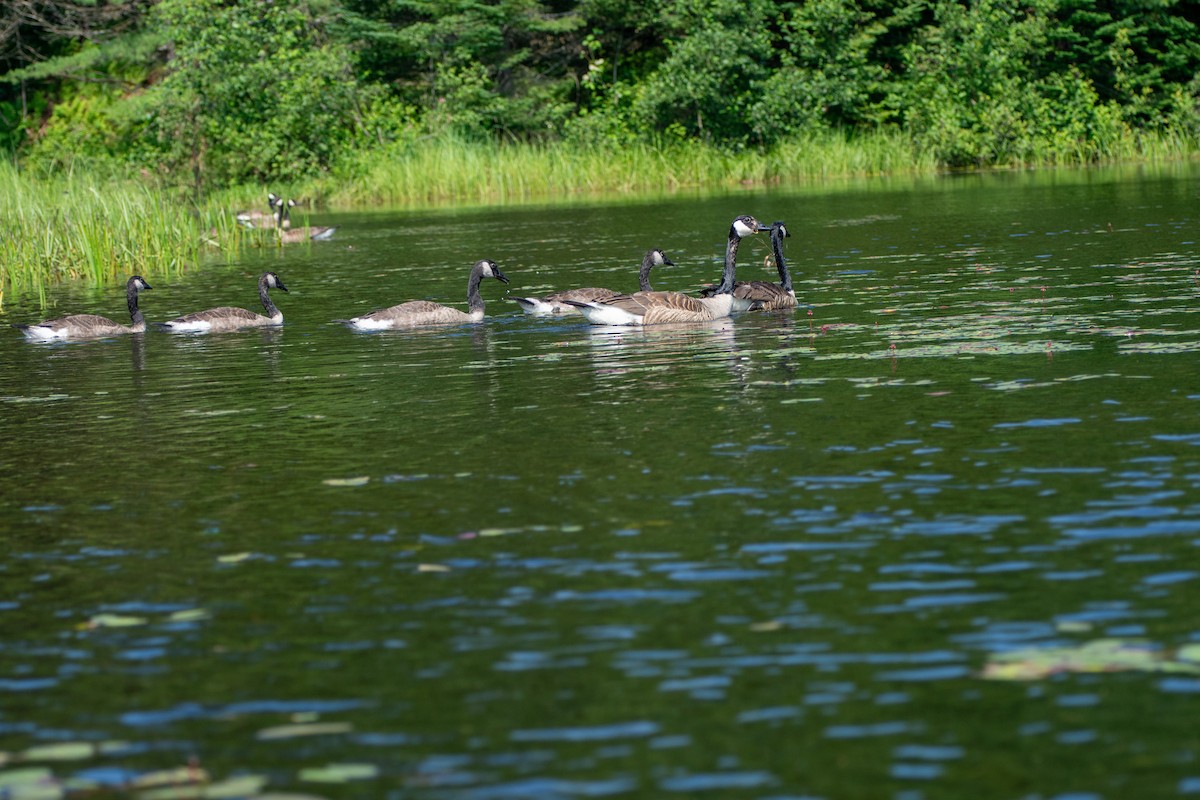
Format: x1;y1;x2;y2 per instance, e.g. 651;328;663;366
982;638;1200;680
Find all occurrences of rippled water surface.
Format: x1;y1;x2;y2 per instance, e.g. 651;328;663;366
2;165;1200;799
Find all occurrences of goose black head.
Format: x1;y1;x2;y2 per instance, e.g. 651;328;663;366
264;272;289;292
731;215;770;238
480;260;509;284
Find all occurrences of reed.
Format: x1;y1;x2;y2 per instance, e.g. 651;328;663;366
6;127;1196;297
319;129;941;207
0;160;249;298
262;124;1200;212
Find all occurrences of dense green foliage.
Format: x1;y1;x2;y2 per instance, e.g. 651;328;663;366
1;0;1199;190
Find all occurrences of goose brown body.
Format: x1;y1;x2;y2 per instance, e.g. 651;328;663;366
158;272;288;333
347;260;509;330
700;221;794;311
236;193;288;229
583;290;731;325
568;216;768;325
14;276;153;341
511;249;673;315
276;199;335;242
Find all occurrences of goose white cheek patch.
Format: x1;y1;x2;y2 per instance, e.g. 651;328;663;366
733;219;757;238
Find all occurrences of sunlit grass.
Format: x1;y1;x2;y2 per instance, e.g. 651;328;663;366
0;160;250;298
5;127;1197;296
320;129;939;206
315;126;1200;208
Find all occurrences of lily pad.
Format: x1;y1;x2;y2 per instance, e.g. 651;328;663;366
298;763;379;784
322;477;370;487
84;614;148;629
1179;644;1200;664
131;766;210;790
256;723;353;741
0;768;61;800
983;638;1200;680
201;775;268;798
20;742;96;762
478;527;520;537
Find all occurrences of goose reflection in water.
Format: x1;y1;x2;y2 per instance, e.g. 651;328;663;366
580;319;742;382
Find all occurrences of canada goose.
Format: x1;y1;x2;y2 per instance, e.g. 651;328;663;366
345;259;509;330
510;249;673;315
700;220;795;311
14;276;153;341
565;215;769;325
235;193;288;229
157;272;289;333
276;199;335;242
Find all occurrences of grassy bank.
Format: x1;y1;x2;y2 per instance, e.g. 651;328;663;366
0;161;254;301
313;128;941;206
290;127;1199;208
6;127;1199;303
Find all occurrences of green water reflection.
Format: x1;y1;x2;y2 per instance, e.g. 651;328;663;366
1;164;1199;798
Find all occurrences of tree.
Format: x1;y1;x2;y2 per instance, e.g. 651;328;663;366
0;0;151;153
748;0;891;143
342;0;583;138
633;0;774;143
133;0;364;189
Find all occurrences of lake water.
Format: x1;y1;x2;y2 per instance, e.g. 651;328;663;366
2;164;1200;799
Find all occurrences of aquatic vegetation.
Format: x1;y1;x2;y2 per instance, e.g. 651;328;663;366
324;131;938;206
81;608;210;630
0;161;249;298
983;639;1200;680
1;169;1199;800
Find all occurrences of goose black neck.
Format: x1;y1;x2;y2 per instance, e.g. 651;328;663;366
638;252;655;292
259;276;280;318
467;264;486;315
772;229;792;293
713;225;743;295
127;281;144;325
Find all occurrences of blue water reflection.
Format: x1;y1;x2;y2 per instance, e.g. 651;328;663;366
0;165;1199;797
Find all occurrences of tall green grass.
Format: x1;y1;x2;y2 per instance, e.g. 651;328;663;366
0;160;250;300
321;128;939;206
318;126;1200;207
5;127;1197;301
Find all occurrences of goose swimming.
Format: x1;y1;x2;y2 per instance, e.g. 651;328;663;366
565;215;768;325
700;220;795;311
510;249;674;315
345;259;509;329
236;193;287;229
157;272;289;333
276;199;336;242
14;276;153;341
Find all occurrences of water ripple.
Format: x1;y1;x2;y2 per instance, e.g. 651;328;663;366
510;721;660;743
